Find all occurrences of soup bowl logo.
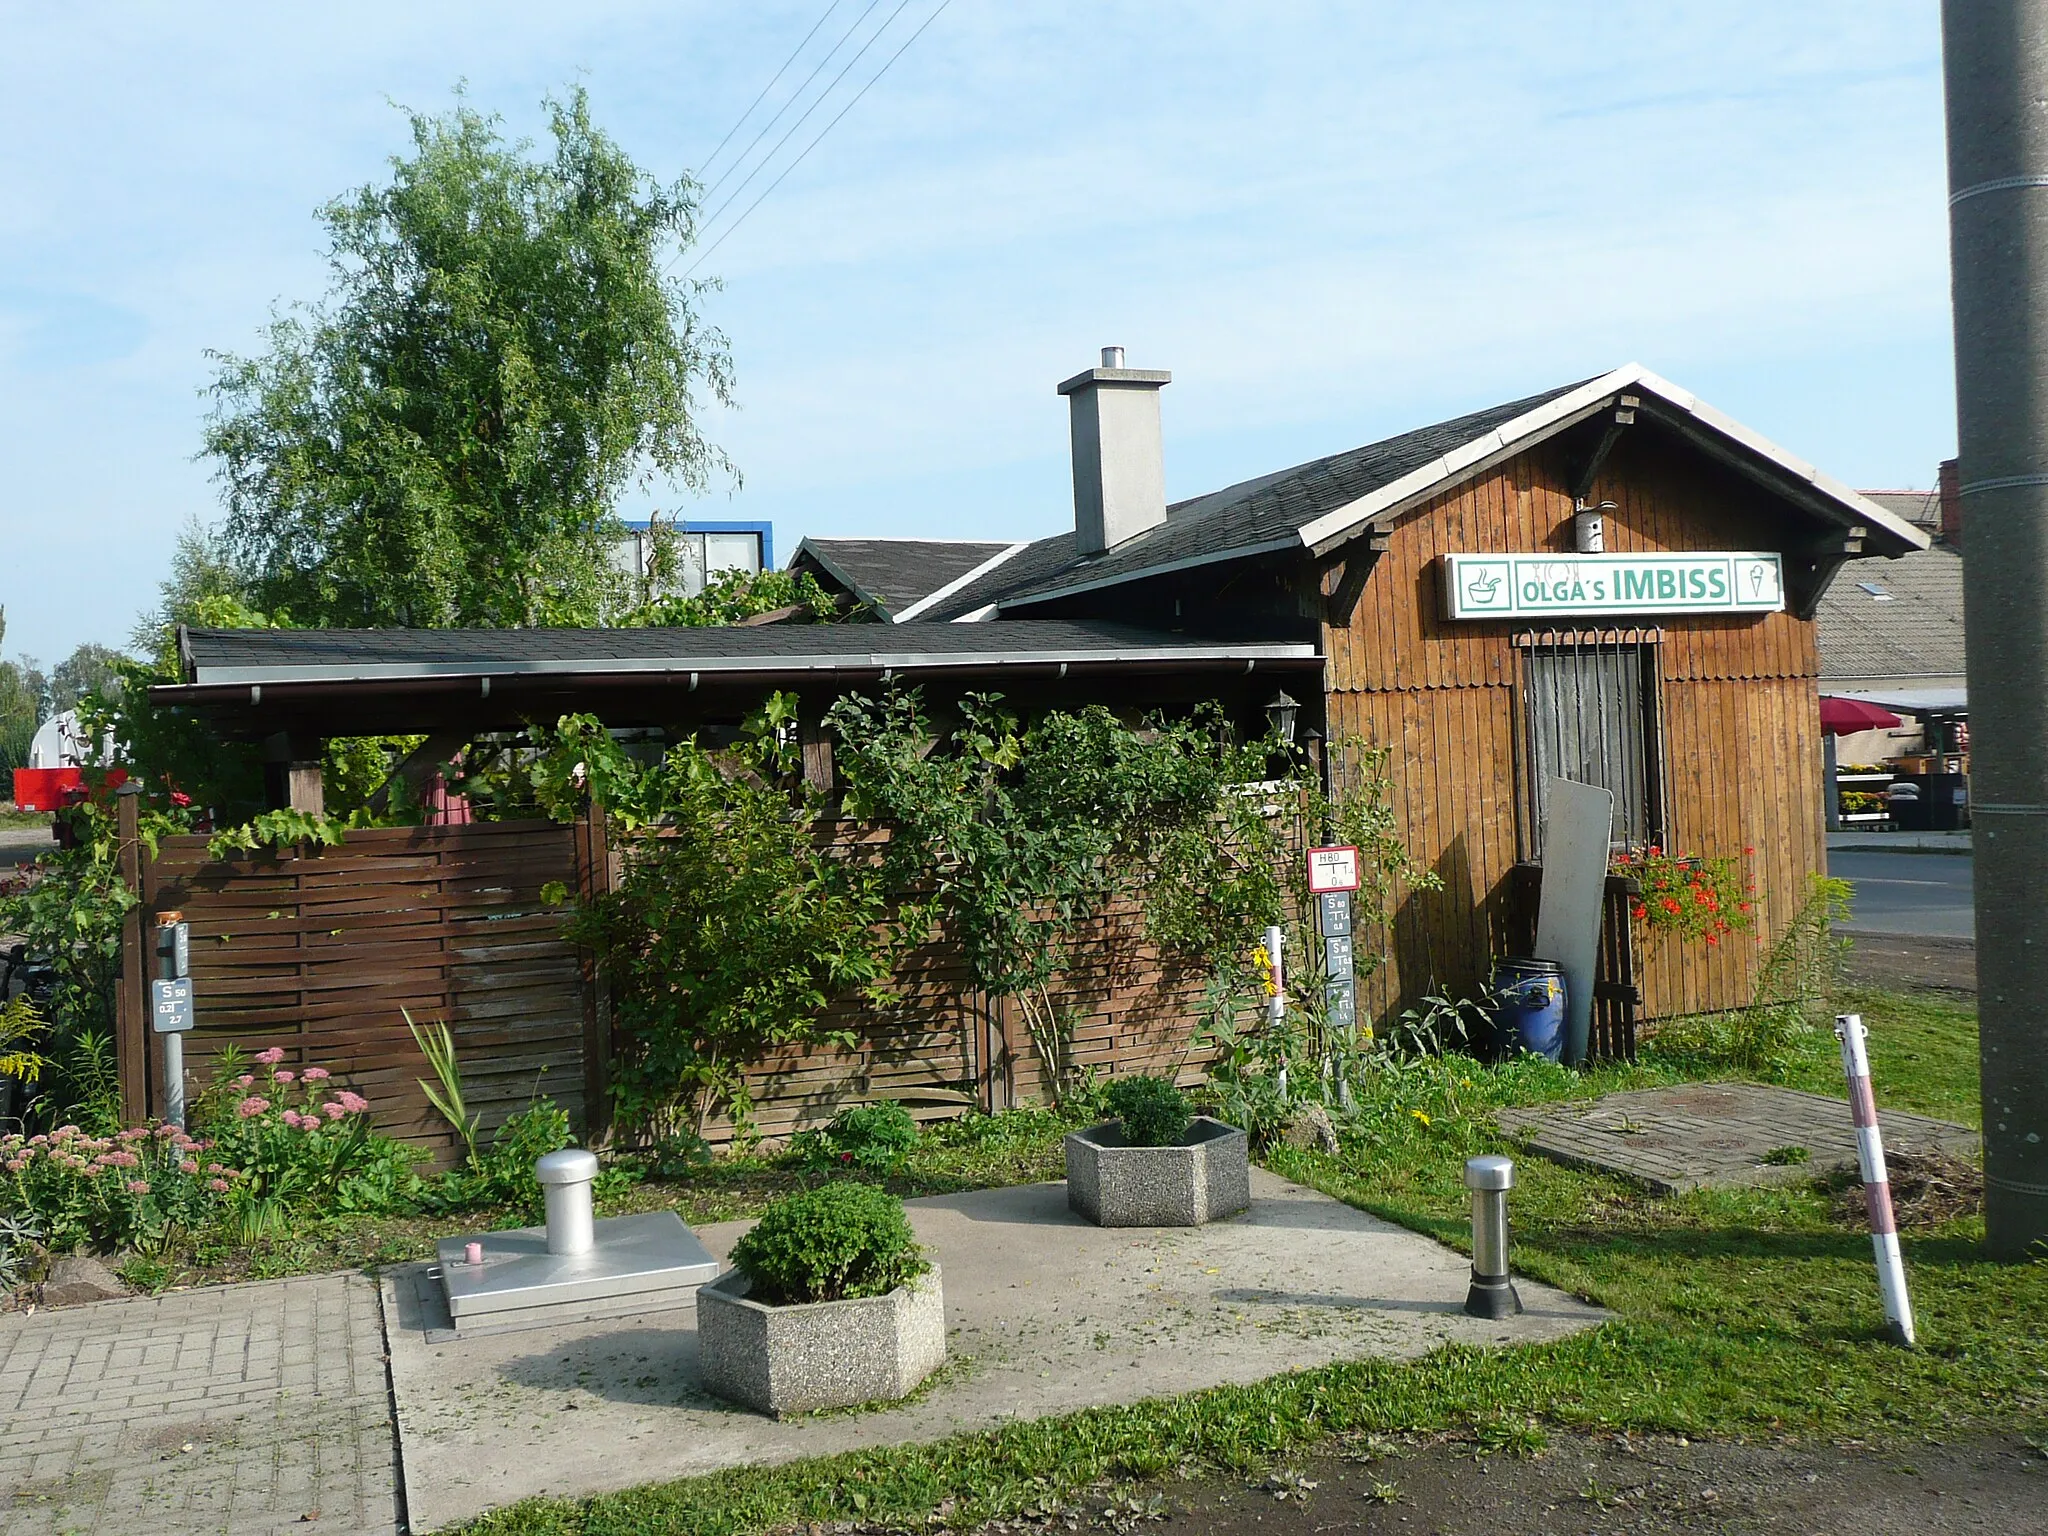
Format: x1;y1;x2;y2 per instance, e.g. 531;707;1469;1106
1464;568;1505;607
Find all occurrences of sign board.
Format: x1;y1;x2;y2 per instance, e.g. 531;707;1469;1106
1323;933;1354;979
1324;977;1357;1033
151;978;194;1035
156;920;189;979
1441;552;1785;620
1306;845;1361;894
1317;891;1352;937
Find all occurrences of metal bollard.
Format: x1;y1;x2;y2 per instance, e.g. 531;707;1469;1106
1463;1154;1523;1318
535;1148;600;1257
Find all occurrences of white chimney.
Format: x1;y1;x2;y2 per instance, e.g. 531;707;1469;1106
1058;346;1171;554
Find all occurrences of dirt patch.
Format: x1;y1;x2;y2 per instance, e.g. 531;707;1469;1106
1842;934;1976;995
945;1431;2046;1536
1825;1148;1983;1229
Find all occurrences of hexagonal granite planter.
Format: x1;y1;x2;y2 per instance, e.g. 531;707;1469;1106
697;1263;945;1418
1065;1115;1251;1226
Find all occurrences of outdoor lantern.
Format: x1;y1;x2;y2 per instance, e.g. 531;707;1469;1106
1265;690;1300;746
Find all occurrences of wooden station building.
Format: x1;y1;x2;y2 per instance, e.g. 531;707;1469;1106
153;358;1926;1102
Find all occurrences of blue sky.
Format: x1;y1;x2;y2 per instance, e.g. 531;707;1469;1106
0;2;1951;665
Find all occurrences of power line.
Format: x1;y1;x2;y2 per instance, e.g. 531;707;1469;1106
684;0;953;278
697;0;849;184
702;0;891;201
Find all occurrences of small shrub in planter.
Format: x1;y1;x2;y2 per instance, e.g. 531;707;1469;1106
700;1182;945;1416
1102;1076;1192;1147
1068;1074;1249;1228
785;1102;920;1175
728;1181;927;1303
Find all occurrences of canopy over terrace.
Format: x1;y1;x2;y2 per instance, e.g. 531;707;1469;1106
149;619;1325;748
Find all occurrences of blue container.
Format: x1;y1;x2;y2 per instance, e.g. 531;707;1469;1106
1491;958;1567;1062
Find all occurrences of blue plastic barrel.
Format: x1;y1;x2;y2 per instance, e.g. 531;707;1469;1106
1490;958;1567;1061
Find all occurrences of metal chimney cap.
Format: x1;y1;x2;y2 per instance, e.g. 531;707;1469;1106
1463;1154;1515;1192
1101;345;1125;368
534;1147;600;1185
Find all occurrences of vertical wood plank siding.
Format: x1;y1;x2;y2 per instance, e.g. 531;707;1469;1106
1323;434;1825;1027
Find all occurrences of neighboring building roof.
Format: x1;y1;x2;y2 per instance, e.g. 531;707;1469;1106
171;620;1319;689
1859;490;1942;532
1815;541;1965;686
906;363;1931;618
790;538;1027;621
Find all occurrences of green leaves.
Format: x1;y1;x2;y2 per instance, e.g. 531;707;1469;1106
406;1010;482;1165
730;1182;928;1306
203;87;733;629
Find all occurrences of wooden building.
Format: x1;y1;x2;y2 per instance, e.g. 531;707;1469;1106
148;359;1927;1131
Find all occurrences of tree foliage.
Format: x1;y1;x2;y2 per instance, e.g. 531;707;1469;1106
203;87;734;628
531;709;896;1140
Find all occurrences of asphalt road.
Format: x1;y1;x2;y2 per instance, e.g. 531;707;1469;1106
1831;848;1975;939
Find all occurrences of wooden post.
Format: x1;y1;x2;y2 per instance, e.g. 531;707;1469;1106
113;784;150;1125
574;798;614;1144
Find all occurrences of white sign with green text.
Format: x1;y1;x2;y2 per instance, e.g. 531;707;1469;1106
1440;551;1784;619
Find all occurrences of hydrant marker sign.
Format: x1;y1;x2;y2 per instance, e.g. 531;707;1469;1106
1307;845;1361;894
1441;551;1785;618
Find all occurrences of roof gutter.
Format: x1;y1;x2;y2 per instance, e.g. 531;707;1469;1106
149;648;1326;711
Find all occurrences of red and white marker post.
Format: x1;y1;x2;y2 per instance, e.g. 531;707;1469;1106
1835;1012;1916;1348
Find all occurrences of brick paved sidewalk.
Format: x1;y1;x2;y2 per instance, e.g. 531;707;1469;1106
0;1272;401;1536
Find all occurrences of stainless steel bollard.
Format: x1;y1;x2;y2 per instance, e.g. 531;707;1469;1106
535;1148;600;1256
1463;1154;1523;1318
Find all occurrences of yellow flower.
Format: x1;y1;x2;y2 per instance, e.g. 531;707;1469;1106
1409;1109;1431;1127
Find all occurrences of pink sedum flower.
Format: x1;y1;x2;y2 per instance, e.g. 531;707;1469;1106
237;1096;271;1119
234;1075;255;1089
208;1178;230;1192
127;1180;150;1195
333;1091;370;1115
321;1101;347;1120
255;1047;286;1065
180;1159;200;1174
301;1068;330;1082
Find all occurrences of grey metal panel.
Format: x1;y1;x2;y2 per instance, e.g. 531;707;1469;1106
437;1211;721;1322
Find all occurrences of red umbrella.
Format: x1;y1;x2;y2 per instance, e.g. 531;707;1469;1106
1820;696;1903;735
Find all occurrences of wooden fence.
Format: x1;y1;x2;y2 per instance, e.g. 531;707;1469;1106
111;801;1229;1155
115;798;604;1164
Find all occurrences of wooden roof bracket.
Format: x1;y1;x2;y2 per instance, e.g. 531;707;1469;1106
1569;395;1640;504
1785;525;1869;620
1322;528;1392;627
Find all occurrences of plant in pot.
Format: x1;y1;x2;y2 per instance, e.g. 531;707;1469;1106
1066;1074;1251;1227
697;1182;945;1417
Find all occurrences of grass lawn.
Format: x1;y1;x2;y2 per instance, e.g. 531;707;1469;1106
459;988;2043;1536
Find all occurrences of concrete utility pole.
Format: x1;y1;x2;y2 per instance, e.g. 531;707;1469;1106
1942;1;2048;1257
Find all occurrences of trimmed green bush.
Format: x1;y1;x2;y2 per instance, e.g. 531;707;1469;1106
1103;1075;1192;1148
786;1101;920;1174
730;1182;928;1306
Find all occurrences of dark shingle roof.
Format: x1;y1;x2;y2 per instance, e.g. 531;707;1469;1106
931;382;1593;615
793;538;1017;618
1860;490;1942;531
1816;545;1965;684
178;620;1317;684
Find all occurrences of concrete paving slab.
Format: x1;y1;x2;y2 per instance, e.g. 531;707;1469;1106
384;1168;1605;1532
1498;1082;1980;1194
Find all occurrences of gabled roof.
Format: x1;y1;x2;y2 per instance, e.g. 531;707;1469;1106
791;537;1028;621
919;364;1931;617
1816;542;1966;686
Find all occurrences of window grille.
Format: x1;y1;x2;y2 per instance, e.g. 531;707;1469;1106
1517;629;1665;859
